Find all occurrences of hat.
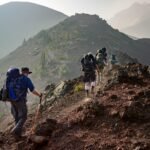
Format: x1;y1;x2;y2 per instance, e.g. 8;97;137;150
21;67;32;74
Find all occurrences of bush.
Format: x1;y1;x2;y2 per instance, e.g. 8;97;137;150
74;82;84;92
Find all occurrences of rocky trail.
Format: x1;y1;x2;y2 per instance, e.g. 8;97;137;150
0;63;150;150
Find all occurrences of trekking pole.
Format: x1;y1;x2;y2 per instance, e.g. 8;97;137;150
29;94;43;135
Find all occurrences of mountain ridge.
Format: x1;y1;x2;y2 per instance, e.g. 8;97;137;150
0;2;68;58
0;14;150;86
109;2;150;38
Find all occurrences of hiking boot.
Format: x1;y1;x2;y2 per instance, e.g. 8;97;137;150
10;130;22;141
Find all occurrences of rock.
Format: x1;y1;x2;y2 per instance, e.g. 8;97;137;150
128;90;136;95
45;96;56;105
119;100;150;121
53;80;74;97
127;96;132;100
110;109;118;116
119;110;126;119
16;141;25;149
30;135;48;144
110;94;118;100
133;146;141;150
54;81;66;96
125;101;133;107
44;83;55;92
35;119;57;136
0;133;3;143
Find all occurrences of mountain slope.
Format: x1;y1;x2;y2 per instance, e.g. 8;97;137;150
0;14;139;81
109;3;150;38
0;2;67;58
0;64;150;149
0;14;150;84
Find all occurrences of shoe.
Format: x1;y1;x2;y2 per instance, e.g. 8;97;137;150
10;130;22;141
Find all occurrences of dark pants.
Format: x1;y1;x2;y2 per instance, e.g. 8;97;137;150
83;71;96;83
11;99;27;136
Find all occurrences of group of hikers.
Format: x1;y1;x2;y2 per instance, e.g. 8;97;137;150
81;47;118;97
0;47;118;140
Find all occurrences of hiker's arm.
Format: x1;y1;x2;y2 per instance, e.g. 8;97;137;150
27;78;42;98
32;90;42;98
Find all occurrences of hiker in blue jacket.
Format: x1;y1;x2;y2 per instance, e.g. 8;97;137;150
10;67;42;139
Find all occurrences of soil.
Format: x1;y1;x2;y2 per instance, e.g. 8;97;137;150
0;63;150;150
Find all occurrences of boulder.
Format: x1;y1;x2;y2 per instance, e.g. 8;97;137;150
110;109;119;116
30;135;48;144
53;80;74;97
34;119;57;136
119;101;150;121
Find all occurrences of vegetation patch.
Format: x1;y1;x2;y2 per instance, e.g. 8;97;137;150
74;82;84;92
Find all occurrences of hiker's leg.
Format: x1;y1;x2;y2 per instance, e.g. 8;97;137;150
99;67;102;82
91;71;96;95
91;81;96;94
100;67;104;82
85;90;89;97
97;71;100;85
84;72;90;97
11;103;19;125
99;72;101;83
12;100;27;136
85;82;90;97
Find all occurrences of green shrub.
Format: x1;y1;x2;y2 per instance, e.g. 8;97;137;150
74;82;84;92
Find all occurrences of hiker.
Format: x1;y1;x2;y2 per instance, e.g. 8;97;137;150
81;52;97;97
95;47;107;84
110;54;118;65
110;54;118;69
5;67;42;139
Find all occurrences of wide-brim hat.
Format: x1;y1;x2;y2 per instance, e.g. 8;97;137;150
21;67;32;74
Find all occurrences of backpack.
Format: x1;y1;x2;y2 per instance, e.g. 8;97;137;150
96;49;107;60
96;53;105;65
81;54;96;72
2;68;23;101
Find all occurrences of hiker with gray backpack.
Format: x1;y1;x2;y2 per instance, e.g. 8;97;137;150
0;67;42;140
95;47;107;84
81;52;97;97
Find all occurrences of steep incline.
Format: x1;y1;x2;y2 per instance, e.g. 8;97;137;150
0;64;150;150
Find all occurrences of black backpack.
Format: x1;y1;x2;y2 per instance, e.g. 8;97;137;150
81;54;96;72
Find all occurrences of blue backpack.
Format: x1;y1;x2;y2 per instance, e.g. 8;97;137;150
2;68;24;101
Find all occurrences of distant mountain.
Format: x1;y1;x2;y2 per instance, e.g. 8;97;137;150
0;2;67;58
1;14;150;84
109;3;150;38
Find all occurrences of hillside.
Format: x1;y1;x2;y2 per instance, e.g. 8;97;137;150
0;2;67;58
0;63;150;149
2;13;150;84
109;3;150;38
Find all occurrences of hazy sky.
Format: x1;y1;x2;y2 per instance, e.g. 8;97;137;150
0;0;150;19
